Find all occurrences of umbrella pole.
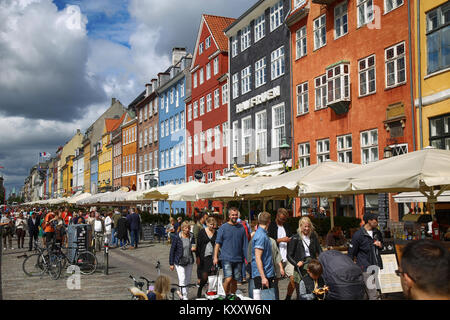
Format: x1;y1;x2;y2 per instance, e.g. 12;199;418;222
223;200;228;221
169;201;173;218
191;201;195;218
328;198;335;230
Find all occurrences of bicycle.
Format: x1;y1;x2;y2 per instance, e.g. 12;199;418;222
129;275;154;300
52;241;98;275
22;241;62;280
170;283;198;300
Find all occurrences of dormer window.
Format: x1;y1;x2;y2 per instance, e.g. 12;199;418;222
326;62;350;114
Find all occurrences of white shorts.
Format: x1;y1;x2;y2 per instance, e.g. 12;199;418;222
282;260;295;277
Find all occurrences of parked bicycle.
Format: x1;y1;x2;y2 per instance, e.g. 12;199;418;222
128;275;154;300
22;241;61;280
51;241;98;275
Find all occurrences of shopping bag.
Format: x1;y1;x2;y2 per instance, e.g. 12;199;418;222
253;287;276;300
207;269;225;297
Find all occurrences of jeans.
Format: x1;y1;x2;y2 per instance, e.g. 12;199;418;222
175;263;194;300
130;229;139;248
221;261;243;281
29;231;39;250
110;228;117;246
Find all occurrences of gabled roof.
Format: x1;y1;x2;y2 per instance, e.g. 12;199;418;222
105;112;126;133
192;14;236;68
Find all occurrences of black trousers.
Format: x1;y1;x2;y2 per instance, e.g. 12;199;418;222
29;231;39;250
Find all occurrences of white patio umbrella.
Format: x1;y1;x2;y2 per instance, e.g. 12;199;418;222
68;192;92;204
393;190;450;203
299;147;450;218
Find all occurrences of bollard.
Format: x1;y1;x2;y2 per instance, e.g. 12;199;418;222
103;236;109;275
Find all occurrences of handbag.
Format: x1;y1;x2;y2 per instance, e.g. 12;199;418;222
178;256;191;266
260;287;276;300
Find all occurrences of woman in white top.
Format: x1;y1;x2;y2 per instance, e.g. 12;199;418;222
15;212;27;249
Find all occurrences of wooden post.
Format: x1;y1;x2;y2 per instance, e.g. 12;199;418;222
328;197;335;231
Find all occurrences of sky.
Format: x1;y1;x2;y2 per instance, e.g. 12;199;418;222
0;0;256;198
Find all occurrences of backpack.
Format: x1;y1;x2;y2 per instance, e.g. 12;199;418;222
240;220;251;241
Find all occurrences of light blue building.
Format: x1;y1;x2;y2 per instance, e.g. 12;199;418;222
157;48;192;215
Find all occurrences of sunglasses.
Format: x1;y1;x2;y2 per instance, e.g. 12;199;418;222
395;269;416;282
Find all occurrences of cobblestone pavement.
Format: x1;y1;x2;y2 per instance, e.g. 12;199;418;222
1;237;293;300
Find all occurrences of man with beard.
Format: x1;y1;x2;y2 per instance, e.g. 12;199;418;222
213;207;248;296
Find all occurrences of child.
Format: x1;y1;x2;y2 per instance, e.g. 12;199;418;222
298;259;328;300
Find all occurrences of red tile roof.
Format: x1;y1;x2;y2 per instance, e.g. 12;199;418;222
105;112;126;132
203;14;236;52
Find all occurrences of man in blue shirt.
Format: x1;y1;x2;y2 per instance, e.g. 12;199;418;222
213;207;248;296
251;211;275;299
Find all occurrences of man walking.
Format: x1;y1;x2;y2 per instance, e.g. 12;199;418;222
27;211;40;251
348;213;383;300
111;209;121;247
213;207;248;296
268;208;296;299
251;211;275;300
127;208;141;249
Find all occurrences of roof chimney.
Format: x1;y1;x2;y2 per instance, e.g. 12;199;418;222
172;47;187;66
112;97;116;105
145;83;152;97
151;78;158;92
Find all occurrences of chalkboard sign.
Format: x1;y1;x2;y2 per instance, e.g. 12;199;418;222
142;224;154;241
378;193;389;231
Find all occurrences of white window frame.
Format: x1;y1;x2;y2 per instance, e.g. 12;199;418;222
337;134;352;163
206;62;211;80
223;122;229;147
296;81;309;115
360;129;379;164
272;103;285;148
255;57;267;88
254;13;265;43
231;36;238;57
298;142;310;168
207;93;212;112
207;128;213;152
241;25;251;52
241;66;251;95
214;125;221;150
175;114;179;132
199;68;204;85
194;134;199;156
193;72;198;88
214;89;220;109
222;83;228;104
200;97;205;116
213;57;219;75
270;1;283;32
199;42;204;54
193;101;198;119
180;111;185;129
188;104;192;122
149;127;153;144
205;36;211;49
232;121;239;158
242;116;252;156
358;54;376;96
200;131;206;154
232;73;239;99
314;14;326;50
326;62;350;105
296;26;307;59
334;2;348;39
317;138;330;163
271;46;285;80
255;110;267;151
385;0;403;13
154;125;158;142
385;42;406;88
188;136;192;158
357;0;374;28
315;74;327;110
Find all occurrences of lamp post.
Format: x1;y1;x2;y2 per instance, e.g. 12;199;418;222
279;138;292;173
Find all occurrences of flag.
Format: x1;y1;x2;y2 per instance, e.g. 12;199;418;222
39;152;51;158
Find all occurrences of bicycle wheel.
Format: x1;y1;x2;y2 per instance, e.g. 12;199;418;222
76;251;98;275
47;254;62;280
22;253;45;277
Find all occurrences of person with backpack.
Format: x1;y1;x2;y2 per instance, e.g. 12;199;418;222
169;221;196;300
298;259;328;300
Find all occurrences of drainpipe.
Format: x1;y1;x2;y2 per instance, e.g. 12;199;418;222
416;0;424;149
407;0;417;151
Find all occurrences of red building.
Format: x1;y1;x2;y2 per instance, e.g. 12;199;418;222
287;0;415;221
186;15;236;216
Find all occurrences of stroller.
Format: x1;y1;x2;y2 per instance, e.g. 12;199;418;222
318;250;365;300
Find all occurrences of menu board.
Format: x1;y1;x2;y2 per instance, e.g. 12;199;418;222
142;224;155;241
377;253;403;294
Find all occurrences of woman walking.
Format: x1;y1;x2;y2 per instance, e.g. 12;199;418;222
169;221;196;300
195;217;217;298
15;212;27;249
116;212;129;250
287;217;323;298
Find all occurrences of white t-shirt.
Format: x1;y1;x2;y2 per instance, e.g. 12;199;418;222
277;225;288;262
104;216;112;234
94;220;103;233
302;235;311;257
367;230;373;238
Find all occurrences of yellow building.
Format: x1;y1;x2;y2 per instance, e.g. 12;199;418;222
58;129;83;196
414;0;450;150
98;118;121;192
61;155;74;197
83;139;91;194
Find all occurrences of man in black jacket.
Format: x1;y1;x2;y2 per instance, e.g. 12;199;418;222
268;208;296;300
348;212;383;300
27;211;40;251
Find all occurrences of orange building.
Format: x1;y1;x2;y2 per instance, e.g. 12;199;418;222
121;111;137;190
287;0;415;221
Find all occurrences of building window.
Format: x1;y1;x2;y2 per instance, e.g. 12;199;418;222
170;148;175;168
193;101;198;119
149;127;153;145
207;93;212;112
144;129;148;146
315;74;327;110
296;82;309;115
200;131;206;154
160;152;165;170
255;13;265;43
199;68;204;85
241;25;251;52
272;104;285;148
207;129;213;152
149;152;153;170
361;129;378;164
385;42;406;88
143;154;147;172
296;26;307;59
223;122;229;147
271;46;285;80
314;15;326;50
165;150;169;169
214;89;220;109
180;111;185;129
357;0;374;27
270;1;283;32
154;126;158;142
255;57;267;88
232;121;239;158
242;116;252;156
327;62;350;105
139;109;143;123
180;143;185;165
255;111;267;151
193;72;198;88
232;73;239;99
317;139;330;163
298;142;310;168
231;36;238;57
426;3;450;74
206;62;211;80
200;97;205;116
180;83;185;97
385;0;403;13
241;66;251;95
215;125;221;150
207;172;213;183
222;83;228;104
213;57;219;75
160;122;165;138
175;114;179;132
139;132;143;148
175;88;179;107
335;2;348;39
165;120;169;138
153;152;157;169
430;114;450;150
188;104;192;122
170;89;174;104
205;36;211;49
337;134;352;163
215;170;221;180
194;134;199;156
199;42;204;54
188;136;192;158
359;54;376;96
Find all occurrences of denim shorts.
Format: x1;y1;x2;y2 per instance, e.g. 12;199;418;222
221;261;243;281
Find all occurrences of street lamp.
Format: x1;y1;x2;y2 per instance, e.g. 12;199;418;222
384;146;393;159
279;138;291;172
